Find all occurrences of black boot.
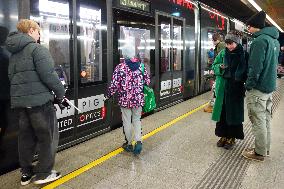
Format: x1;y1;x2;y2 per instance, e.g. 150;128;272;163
122;142;133;152
216;137;227;147
224;138;235;150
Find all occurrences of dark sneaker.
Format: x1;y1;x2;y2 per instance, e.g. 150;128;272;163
122;142;133;152
21;173;34;186
33;170;61;185
133;141;142;155
242;149;264;162
216;137;227;147
223;138;235;150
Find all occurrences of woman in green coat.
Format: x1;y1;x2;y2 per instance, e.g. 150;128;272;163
211;31;248;149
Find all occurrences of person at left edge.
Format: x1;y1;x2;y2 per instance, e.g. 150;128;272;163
0;25;10;150
106;56;150;155
6;19;65;185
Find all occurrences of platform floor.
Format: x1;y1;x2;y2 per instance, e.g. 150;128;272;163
1;79;284;189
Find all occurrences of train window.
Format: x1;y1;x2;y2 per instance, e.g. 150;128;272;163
31;0;71;86
118;26;151;73
173;21;183;71
200;6;228;91
0;0;19;32
160;22;171;73
79;6;104;84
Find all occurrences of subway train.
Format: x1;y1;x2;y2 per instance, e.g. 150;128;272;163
0;0;253;175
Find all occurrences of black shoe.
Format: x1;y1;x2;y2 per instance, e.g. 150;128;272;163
122;142;133;152
224;138;235;150
21;173;34;186
216;137;227;147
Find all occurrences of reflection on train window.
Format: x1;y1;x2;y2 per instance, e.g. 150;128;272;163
160;23;171;73
201;30;224;76
173;25;182;71
206;32;216;68
31;0;71;85
79;6;103;84
0;0;18;31
118;26;152;74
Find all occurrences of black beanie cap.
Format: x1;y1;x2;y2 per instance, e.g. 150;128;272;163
246;11;266;29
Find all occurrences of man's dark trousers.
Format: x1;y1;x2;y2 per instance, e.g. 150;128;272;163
18;101;59;179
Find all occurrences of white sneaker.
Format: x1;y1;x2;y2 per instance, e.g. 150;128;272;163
33;171;61;185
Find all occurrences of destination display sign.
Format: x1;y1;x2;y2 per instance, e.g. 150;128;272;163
119;0;150;12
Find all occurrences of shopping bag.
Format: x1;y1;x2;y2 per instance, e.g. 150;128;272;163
141;63;156;112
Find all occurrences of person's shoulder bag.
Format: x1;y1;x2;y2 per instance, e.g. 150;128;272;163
141;63;156;113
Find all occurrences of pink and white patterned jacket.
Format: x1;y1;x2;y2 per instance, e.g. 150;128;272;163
107;62;150;108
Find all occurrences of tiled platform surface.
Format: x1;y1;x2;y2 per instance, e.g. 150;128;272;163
1;79;283;189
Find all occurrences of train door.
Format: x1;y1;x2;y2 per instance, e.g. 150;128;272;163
112;9;155;120
30;0;76;146
156;13;185;107
30;0;110;147
75;0;110;140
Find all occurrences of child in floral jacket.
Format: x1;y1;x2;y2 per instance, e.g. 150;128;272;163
107;57;150;154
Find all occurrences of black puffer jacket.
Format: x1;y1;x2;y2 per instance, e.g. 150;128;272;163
6;32;65;108
0;47;10;100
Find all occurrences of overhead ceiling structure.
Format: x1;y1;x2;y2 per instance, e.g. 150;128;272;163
250;0;284;32
198;0;284;33
198;0;255;21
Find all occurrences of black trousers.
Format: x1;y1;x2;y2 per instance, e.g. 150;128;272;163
18;101;59;179
0;100;9;145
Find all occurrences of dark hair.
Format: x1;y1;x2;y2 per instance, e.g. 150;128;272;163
212;33;221;41
225;39;234;44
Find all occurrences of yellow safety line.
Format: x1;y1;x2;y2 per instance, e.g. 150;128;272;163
42;102;208;189
142;103;208;140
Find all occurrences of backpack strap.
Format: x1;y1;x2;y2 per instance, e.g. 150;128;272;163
141;63;145;85
141;63;145;76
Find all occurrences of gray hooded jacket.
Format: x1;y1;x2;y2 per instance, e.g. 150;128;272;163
6;32;65;108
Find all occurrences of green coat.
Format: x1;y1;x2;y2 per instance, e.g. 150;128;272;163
212;50;225;122
246;27;280;93
6;32;65;108
212;45;248;125
214;42;226;59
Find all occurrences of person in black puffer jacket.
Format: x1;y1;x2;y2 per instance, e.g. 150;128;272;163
0;25;10;147
6;19;65;185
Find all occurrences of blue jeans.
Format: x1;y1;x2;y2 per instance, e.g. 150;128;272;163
18;101;59;179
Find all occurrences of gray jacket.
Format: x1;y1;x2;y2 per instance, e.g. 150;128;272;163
6;32;65;108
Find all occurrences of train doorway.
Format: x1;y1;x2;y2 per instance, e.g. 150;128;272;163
74;0;109;141
30;0;110;146
156;12;185;107
30;0;76;145
112;8;155;118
